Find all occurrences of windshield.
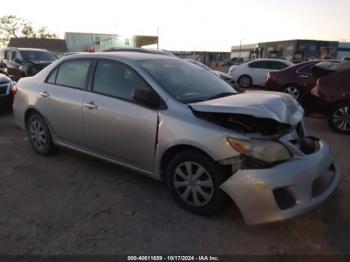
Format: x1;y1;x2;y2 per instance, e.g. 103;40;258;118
139;59;237;103
20;50;57;62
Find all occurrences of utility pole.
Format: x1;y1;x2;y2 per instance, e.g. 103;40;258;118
239;38;244;58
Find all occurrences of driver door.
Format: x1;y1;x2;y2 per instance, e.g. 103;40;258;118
83;59;159;173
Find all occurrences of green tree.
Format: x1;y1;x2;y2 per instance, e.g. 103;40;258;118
0;15;57;47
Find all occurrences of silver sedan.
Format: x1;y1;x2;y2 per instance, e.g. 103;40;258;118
13;52;340;225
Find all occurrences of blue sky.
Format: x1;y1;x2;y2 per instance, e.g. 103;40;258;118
1;0;349;51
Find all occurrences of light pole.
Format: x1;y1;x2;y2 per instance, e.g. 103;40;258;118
239;39;244;58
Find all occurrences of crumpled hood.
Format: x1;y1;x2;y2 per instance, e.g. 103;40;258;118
189;91;304;126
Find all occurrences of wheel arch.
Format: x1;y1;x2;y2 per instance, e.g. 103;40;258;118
281;83;302;90
24;108;44;128
159;144;217;182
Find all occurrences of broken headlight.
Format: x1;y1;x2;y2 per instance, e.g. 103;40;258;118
227;138;292;163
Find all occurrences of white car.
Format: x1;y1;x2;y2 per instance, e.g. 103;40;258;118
228;59;294;88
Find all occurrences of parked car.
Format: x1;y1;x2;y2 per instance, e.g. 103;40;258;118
103;47;176;57
0;48;58;81
0;73;15;109
265;60;326;100
13;52;339;225
342;57;350;61
228;59;294;88
185;59;235;84
221;57;244;67
311;62;350;134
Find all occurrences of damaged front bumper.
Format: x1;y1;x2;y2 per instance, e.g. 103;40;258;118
220;139;340;225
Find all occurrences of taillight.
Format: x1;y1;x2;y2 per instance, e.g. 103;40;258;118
267;72;275;81
11;84;17;95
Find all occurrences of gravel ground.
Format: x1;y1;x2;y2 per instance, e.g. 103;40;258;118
0;109;349;255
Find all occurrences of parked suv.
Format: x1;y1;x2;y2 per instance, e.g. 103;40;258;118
0;73;15;109
13;52;339;225
228;59;293;88
311;62;350;134
0;48;57;81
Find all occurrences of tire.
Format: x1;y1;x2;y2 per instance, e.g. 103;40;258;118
327;102;350;134
27;113;58;155
282;85;301;100
166;151;230;216
238;75;252;88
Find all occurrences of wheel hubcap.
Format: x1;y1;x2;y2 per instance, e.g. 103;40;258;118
333;106;350;131
240;77;250;88
284;86;300;99
30;120;47;149
173;161;214;207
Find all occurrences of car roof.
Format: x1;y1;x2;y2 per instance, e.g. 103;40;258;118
103;47;175;57
248;58;291;63
15;48;49;52
62;51;178;62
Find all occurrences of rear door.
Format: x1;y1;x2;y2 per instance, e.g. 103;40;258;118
83;59;159;173
37;59;92;147
296;63;317;90
248;60;270;85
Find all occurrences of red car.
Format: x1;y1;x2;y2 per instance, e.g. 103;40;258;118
265;60;325;101
311;62;350;134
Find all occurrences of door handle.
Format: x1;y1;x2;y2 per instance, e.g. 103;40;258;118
84;101;98;110
39;91;49;98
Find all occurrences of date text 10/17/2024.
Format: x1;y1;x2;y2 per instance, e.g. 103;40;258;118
127;256;220;261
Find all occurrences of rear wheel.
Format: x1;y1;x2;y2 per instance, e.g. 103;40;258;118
166;151;230;215
27;113;57;155
238;75;252;88
282;85;301;100
328;102;350;134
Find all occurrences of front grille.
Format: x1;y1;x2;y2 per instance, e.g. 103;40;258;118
312;164;336;197
0;82;10;96
273;187;296;210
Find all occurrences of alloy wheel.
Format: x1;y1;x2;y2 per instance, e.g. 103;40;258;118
239;76;251;88
284;86;300;100
333;106;350;132
173;161;214;207
29;120;47;150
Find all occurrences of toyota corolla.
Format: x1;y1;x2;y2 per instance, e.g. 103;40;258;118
13;52;340;225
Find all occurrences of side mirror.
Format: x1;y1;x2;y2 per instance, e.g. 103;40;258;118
132;88;161;109
14;58;22;64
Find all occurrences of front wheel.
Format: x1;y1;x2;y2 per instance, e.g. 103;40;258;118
166;151;230;216
328;102;350;134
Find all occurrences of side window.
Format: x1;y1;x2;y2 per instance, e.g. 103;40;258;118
298;64;313;75
4;50;12;61
249;61;268;69
56;60;91;89
11;51;17;61
269;61;289;70
92;60;151;102
46;67;58;84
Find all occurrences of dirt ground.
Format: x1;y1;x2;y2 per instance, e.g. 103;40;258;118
0;109;349;255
